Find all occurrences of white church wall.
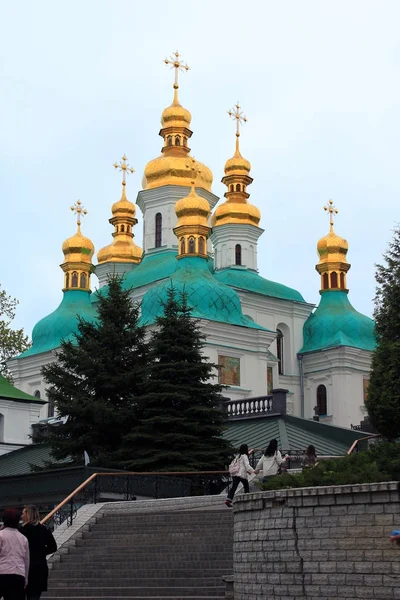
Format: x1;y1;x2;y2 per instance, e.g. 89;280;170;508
302;347;372;428
0;399;43;445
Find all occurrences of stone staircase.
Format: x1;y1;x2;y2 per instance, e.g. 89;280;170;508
43;498;233;599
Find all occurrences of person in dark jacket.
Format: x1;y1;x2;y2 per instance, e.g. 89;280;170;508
20;505;57;600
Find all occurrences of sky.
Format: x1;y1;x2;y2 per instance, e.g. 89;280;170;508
1;0;399;335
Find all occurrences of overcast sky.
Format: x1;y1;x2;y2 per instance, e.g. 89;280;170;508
1;0;399;335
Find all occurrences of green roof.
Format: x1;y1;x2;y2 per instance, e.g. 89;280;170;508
224;414;372;456
300;290;376;354
140;257;270;331
214;266;306;303
0;376;45;404
0;444;70;477
123;249;179;291
20;290;97;358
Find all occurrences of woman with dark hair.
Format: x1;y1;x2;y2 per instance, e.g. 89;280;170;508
20;505;57;600
225;443;255;507
0;508;29;600
254;439;287;482
302;445;317;468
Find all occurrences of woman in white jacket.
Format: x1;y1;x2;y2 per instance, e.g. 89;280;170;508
225;444;255;507
254;439;287;482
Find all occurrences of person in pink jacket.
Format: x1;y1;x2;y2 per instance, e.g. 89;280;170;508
0;509;29;600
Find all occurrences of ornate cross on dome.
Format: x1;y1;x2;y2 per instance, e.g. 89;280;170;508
164;51;189;99
70;199;87;229
323;199;338;230
114;155;134;187
228;103;247;152
186;157;201;191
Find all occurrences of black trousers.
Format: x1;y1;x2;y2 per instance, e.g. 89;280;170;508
227;476;249;501
0;574;25;600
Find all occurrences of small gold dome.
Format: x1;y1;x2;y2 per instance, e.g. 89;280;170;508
212;201;261;227
161;100;192;129
62;228;94;264
143;155;213;191
175;188;210;228
224;149;251;176
111;189;136;219
317;228;349;264
97;239;142;264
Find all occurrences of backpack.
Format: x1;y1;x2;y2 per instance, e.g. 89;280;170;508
229;455;241;476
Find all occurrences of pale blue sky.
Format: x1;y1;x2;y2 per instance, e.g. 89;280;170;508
1;0;399;335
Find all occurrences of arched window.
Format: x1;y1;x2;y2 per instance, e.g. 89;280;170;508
188;237;195;253
127;225;131;233
48;401;55;418
34;390;41;399
236;183;241;192
71;272;78;288
183;137;188;146
230;184;234;192
155;213;162;248
235;244;242;266
167;136;172;146
317;384;327;416
175;136;180;146
80;273;87;289
323;273;329;290
331;272;338;288
276;329;284;375
65;273;69;288
198;237;205;255
180;237;186;254
340;272;345;289
121;224;125;233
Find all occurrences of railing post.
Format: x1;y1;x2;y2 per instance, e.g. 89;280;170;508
155;475;159;499
93;476;98;504
68;498;73;526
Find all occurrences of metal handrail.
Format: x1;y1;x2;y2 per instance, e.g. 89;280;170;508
347;434;378;455
40;470;229;525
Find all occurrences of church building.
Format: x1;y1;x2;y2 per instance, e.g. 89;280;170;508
7;52;376;447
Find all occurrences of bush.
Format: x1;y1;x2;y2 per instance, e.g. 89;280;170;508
259;441;400;491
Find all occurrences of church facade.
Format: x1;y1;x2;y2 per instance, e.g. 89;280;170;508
7;53;376;446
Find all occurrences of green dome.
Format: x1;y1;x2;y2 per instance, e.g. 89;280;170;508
214;267;306;303
20;290;97;358
300;290;376;354
141;257;268;330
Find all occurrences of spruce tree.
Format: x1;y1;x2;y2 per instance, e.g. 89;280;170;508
366;227;400;439
119;287;232;471
42;276;148;466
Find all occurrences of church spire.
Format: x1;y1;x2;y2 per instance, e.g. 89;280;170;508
61;200;94;291
316;200;350;292
97;155;142;265
212;103;260;227
174;157;210;258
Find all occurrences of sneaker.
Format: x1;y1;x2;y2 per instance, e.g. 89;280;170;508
225;499;233;508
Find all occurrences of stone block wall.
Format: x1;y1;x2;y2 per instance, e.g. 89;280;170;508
233;481;400;600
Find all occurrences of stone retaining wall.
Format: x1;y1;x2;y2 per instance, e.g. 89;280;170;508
233;481;400;600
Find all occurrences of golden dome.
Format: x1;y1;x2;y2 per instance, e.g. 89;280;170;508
97;184;142;265
161;100;192;129
175;188;210;228
62;227;94;265
143;155;213;191
212;201;261;227
224;149;251;176
317;227;349;265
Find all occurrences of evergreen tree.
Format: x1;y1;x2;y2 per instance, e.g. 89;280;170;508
119;287;232;471
366;227;400;439
42;276;148;466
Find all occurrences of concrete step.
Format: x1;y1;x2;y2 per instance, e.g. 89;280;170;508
44;586;225;597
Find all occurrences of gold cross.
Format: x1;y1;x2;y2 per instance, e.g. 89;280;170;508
228;103;247;152
323;199;338;229
186;157;201;190
113;155;134;187
164;51;189;100
70;199;87;228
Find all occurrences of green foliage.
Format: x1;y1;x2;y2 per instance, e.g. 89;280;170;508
260;441;400;490
366;227;400;439
42;276;148;467
118;286;232;471
0;284;30;381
